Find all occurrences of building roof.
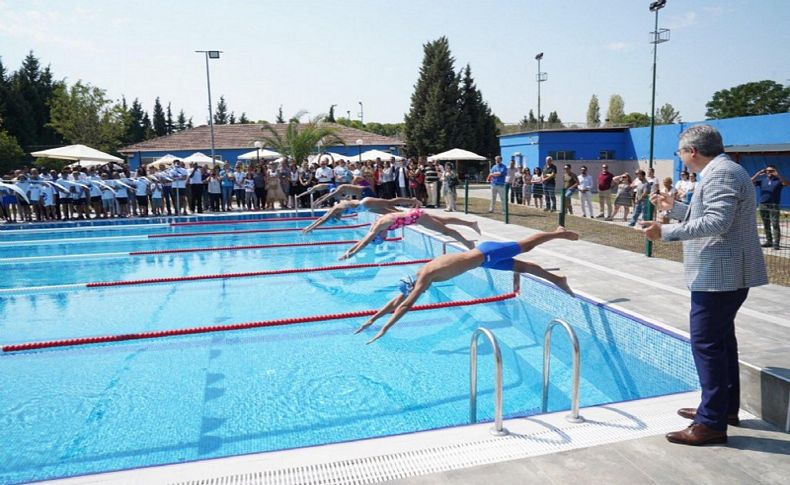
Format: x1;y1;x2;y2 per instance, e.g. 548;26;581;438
498;126;630;138
724;143;790;154
119;123;404;154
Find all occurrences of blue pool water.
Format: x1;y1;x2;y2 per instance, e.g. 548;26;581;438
0;212;698;484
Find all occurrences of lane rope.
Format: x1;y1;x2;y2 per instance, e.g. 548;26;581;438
2;292;517;352
170;214;357;227
148;223;370;239
129;237;402;256
86;259;431;288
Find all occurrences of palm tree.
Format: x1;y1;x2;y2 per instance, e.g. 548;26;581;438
259;112;344;163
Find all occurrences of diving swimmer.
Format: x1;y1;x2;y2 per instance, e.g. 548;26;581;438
338;209;481;260
301;197;422;234
356;227;578;343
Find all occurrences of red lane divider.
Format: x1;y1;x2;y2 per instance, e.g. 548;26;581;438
86;259;431;288
2;292;517;352
170;214;357;227
129;237;402;256
148;223;370;239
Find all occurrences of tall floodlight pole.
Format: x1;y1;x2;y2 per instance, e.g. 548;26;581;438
645;0;670;257
358;101;364;125
195;50;222;163
535;53;547;130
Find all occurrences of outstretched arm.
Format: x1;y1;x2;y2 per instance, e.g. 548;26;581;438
367;279;430;344
339;222;386;260
302;206;341;233
389;197;421;207
355;294;405;333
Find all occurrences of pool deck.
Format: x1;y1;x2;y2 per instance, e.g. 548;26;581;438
36;209;790;484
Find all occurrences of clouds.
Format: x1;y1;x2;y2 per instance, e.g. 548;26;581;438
606;42;630;52
665;11;698;30
0;3;108;53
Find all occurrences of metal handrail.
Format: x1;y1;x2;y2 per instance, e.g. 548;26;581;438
542;318;584;423
470;327;508;436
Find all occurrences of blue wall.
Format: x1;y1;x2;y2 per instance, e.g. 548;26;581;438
500;130;629;169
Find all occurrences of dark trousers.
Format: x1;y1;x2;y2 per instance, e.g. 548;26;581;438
689;288;749;431
759;203;780;246
544;184;556;210
190;184;203;213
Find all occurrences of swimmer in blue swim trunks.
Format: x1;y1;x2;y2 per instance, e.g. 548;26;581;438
301;196;422;234
356;226;578;343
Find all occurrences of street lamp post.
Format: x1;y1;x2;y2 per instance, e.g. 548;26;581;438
356;138;363;165
358;101;364;125
195;50;222;164
645;0;670;257
535;53;547;130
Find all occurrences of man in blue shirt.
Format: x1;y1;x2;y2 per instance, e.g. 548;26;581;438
752;165;788;249
487;156;507;214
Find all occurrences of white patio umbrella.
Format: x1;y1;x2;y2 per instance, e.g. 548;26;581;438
181;152;217;166
237;148;283;161
427;148;487;161
31;144;123;164
355;149;406;163
146;154;180;168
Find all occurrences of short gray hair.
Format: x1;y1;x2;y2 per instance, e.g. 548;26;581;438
679;125;724;157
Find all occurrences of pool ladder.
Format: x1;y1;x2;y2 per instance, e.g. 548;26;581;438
469;318;583;437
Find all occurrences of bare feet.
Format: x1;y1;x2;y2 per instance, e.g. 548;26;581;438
555;226;579;241
355;320;373;334
555;276;575;296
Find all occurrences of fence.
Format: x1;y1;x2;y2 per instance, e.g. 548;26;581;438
459;182;789;286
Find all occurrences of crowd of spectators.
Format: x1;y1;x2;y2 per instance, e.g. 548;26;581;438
0;155;465;223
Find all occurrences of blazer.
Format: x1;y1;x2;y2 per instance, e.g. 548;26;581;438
662;154;768;292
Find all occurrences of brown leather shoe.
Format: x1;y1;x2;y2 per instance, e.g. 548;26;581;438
666;423;727;446
677;408;740;426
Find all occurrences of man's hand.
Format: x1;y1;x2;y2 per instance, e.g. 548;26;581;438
638;221;662;241
650;191;674;212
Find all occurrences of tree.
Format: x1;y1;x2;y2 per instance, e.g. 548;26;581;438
276;105;285;123
238;112;250;124
705;80;790;119
0;130;25;176
186;117;194;129
622;112;651;127
166;103;175;134
214;95;229;124
229;112;236;124
124;98;146;143
547;111;562;125
260;112;344;164
152;97;167;137
47;80;127;153
657;103;680;124
176;109;187;131
606;94;625;124
404;36;462;156
141;111;154;139
586;94;601;127
457;64;499;157
326;105;336;123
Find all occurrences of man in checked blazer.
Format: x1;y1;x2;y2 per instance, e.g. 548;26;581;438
641;124;768;446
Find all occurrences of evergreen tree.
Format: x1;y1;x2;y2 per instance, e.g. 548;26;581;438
125;98;146;143
166;103;174;134
547;111;561;125
586;95;601;127
141;111;154;139
276;105;285;123
0;57;8;125
152;97;167;137
186;117;194;129
238;112;250;124
606;94;625;124
214;96;229;124
326;105;336;123
229;112;236;124
404;36;462;156
176;110;187;131
458;64;498;157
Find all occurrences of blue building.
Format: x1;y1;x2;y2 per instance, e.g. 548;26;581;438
119;123;404;168
499;113;790;207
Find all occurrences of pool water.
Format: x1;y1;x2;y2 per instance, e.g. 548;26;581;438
0;213;698;484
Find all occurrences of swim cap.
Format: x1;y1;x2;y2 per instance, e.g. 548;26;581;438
372;232;387;245
398;275;416;296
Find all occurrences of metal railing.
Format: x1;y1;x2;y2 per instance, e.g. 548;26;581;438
469;327;508;436
542;318;584;423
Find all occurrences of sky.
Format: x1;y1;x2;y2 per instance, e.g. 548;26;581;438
1;0;788;126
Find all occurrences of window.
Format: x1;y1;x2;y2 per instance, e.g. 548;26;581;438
548;151;576;161
599;150;615;160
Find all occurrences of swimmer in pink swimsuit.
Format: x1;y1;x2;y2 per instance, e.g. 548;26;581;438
339;209;481;261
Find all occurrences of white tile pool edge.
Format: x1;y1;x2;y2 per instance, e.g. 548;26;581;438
44;391;751;485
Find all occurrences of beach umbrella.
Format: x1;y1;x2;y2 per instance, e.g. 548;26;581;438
31;144;123;164
427;148;487;161
356;149;405;162
181;152;217;166
237;148;283;161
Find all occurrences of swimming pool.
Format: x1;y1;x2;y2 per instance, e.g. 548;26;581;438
0;212;698;484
